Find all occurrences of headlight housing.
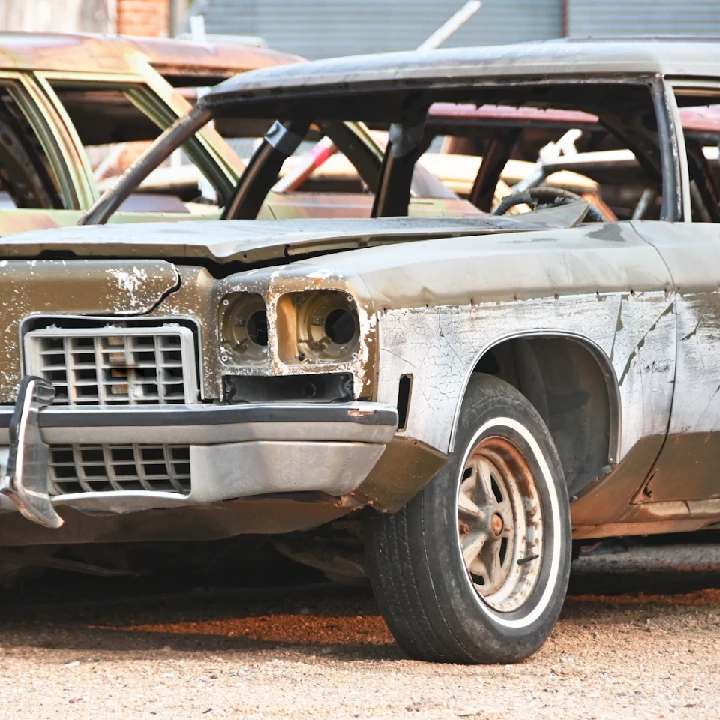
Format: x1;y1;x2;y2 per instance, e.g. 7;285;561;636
277;290;360;364
219;293;269;363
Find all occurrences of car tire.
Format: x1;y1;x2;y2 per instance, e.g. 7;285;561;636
364;373;571;663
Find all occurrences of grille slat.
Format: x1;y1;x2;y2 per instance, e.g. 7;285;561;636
48;444;191;496
25;326;197;408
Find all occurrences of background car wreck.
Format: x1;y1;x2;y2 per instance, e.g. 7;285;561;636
0;31;300;235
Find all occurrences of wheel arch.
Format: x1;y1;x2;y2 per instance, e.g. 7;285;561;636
449;331;621;495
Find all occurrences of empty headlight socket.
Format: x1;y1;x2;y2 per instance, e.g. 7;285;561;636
276;290;360;364
219;293;269;363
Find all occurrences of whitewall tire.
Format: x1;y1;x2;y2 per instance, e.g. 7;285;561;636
364;374;571;663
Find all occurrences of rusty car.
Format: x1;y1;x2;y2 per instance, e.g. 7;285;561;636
3;38;720;664
0;31;300;233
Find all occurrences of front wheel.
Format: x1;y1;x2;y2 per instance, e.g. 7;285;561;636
364;374;571;663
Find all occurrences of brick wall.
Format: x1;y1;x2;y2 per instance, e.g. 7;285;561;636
116;0;169;37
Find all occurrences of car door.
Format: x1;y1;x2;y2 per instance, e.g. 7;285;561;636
630;79;720;506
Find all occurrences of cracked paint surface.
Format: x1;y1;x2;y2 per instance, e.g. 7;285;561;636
667;294;720;434
377;291;675;459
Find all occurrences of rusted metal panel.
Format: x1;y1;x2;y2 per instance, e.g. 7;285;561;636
355;435;447;512
11;211;605;265
0;259;178;402
623;223;720;506
0;32;299;77
373;292;674;460
130;36;303;81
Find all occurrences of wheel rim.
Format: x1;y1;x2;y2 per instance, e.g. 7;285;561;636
456;435;543;613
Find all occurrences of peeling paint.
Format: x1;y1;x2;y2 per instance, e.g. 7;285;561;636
376;291;675;458
0;260;179;402
106;266;150;309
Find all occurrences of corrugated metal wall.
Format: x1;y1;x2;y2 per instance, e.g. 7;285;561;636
187;0;720;60
568;0;720;37
189;0;561;59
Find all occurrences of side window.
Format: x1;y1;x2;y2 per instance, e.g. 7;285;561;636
49;83;225;214
673;90;720;223
0;85;65;209
419;97;666;222
215;117;384;219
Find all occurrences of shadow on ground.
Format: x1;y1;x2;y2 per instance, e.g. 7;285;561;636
0;538;718;661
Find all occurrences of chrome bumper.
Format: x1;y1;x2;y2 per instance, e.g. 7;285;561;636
0;380;397;527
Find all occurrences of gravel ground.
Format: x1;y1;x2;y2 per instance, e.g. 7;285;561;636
0;542;719;719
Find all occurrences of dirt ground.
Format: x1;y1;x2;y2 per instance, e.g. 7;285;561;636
0;542;718;719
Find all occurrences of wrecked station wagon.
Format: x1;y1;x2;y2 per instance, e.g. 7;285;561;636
4;38;720;664
0;31;299;232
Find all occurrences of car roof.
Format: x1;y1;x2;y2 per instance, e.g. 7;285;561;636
205;37;720;108
0;32;301;82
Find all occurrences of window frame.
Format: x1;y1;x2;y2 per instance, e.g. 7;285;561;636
668;78;720;224
36;67;243;210
0;71;82;210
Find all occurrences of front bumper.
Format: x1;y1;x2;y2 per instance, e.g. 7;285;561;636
0;386;397;526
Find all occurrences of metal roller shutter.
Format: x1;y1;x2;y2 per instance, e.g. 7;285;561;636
189;0;561;59
569;0;720;37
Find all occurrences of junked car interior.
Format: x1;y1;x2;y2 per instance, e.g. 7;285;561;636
0;32;299;228
85;77;678;228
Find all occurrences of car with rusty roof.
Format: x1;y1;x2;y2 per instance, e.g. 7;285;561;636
4;37;720;664
0;31;301;235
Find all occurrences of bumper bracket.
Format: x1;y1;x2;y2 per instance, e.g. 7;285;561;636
0;376;62;529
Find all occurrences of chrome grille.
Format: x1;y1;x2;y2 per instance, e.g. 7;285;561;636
25;326;197;406
48;444;191;495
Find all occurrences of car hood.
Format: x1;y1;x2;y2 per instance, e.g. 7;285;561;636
0;204;590;267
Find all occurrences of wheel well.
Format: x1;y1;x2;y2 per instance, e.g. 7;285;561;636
472;336;618;494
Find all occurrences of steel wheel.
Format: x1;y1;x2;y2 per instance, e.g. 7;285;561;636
457;437;542;612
